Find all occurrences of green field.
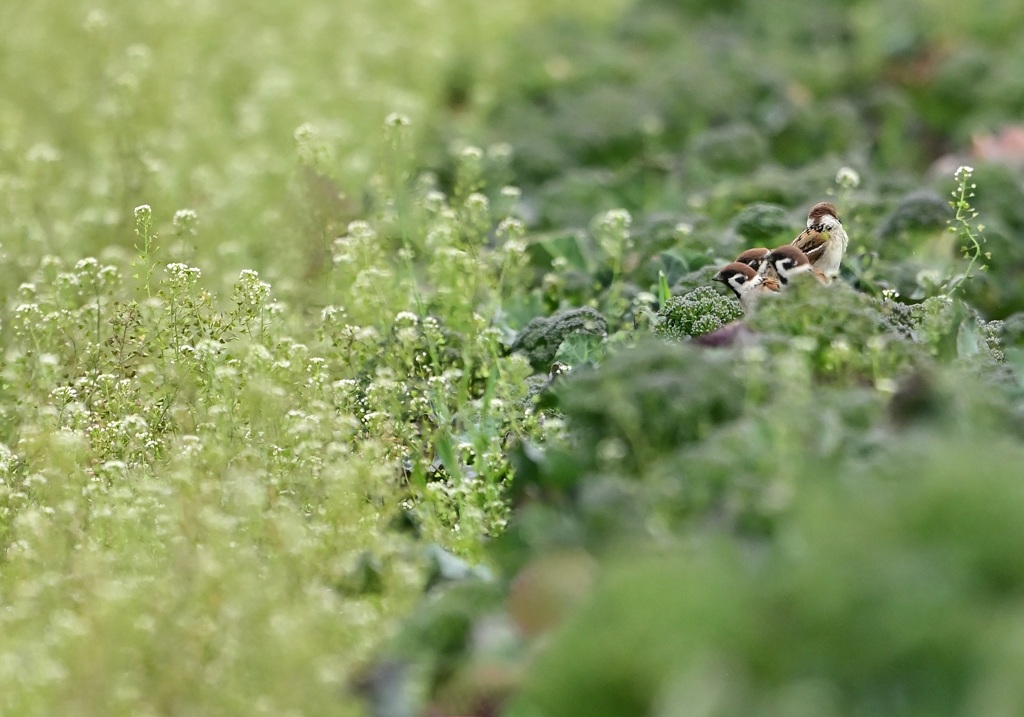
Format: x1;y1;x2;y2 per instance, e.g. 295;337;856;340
4;0;1024;715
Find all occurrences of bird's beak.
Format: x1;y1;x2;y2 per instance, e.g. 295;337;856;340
712;272;725;283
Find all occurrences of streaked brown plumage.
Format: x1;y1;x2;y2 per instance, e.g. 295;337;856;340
767;245;830;286
713;261;781;312
734;247;774;277
790;201;848;278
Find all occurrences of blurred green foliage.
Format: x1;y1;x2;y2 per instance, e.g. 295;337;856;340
732;202;794;243
5;0;1024;714
515;437;1024;717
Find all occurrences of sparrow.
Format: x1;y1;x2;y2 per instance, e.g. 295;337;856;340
733;247;775;278
767;245;830;286
790;201;848;278
713;261;780;312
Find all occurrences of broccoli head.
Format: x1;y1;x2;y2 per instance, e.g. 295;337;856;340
655;286;743;340
511;307;608;371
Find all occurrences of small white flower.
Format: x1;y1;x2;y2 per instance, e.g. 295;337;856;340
97;265;119;285
26;143;61;164
384;112;411;127
597;437;628;463
487;142;513;161
465;192;489;212
600;208;632;229
954;165;974;180
497;217;525;237
641;115;664;135
423;190;447;212
125;44;152;66
56;271;80;287
173;208;198;233
346;220;376;241
466;192;488;208
50;386;78;403
83;9;109;32
875;377;897;393
194;339;223;361
867;336;887;352
294;123;317;142
0;443;18;476
595;208;633;257
320;305;346;322
835;166;861;189
166;263;202;283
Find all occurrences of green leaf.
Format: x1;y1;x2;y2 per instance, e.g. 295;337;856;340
527;231;591;272
657;270;671;306
434;432;463;482
554;332;608;367
956;315;982;359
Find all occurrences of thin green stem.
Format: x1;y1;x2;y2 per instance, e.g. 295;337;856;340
945;167;987;298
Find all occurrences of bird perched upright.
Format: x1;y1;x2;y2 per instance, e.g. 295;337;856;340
713;261;780;312
767;245;830;286
790;201;848;278
733;247;774;277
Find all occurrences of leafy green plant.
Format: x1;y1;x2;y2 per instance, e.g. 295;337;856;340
513;434;1024;717
945;165;990;297
731;202;791;243
7;0;1024;715
510;307;608;371
655;286;744;339
130;204;158;299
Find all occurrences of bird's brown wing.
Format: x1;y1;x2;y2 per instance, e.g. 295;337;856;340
792;228;829;263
